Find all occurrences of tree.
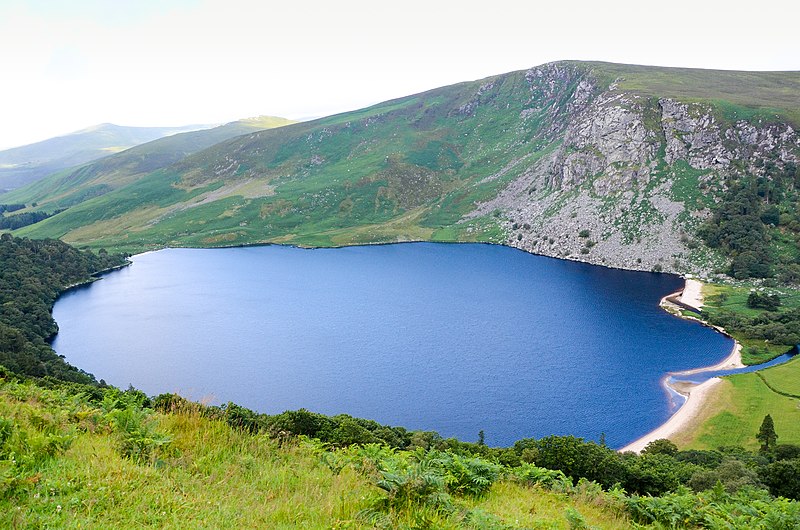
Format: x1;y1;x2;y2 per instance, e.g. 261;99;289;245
761;205;780;226
642;438;679;457
688;458;762;493
747;291;781;311
759;459;800;500
756;414;778;453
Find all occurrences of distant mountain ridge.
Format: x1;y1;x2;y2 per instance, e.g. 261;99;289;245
0;122;216;192
10;61;800;278
1;116;295;212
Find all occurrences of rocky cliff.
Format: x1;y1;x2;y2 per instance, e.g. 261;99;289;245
468;63;800;276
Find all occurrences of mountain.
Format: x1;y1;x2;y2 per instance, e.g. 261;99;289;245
10;61;800;278
0;116;295;213
0;122;217;192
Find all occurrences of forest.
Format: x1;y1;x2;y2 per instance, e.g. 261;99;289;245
0;234;126;381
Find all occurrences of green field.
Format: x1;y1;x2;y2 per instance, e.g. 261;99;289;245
701;283;800;364
677;356;800;451
759;354;800;397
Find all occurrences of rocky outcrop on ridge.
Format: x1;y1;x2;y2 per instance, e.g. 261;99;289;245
469;63;800;276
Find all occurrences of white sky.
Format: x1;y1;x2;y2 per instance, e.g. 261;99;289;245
1;0;798;150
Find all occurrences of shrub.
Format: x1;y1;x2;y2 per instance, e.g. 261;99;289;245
688;459;762;493
759;458;800;500
642;438;679;457
107;406;171;463
375;457;450;511
512;463;572;491
437;452;500;497
535;435;628;489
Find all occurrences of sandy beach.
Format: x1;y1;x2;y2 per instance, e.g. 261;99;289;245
619;278;742;453
680;278;704;309
619;378;723;453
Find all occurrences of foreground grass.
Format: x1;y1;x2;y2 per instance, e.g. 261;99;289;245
0;379;631;529
0;387;367;528
676;357;800;451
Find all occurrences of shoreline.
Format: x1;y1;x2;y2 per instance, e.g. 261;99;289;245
57;242;737;451
619;279;743;453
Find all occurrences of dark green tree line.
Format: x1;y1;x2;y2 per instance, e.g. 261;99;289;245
0;234;126;381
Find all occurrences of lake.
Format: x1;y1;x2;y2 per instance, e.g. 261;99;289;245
52;242;733;447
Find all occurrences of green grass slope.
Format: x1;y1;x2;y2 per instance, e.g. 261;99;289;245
8;376;800;529
676;356;800;451
0;123;217;192
12;61;800;255
581;62;800;126
10;67;575;251
1;116;294;214
0;378;635;529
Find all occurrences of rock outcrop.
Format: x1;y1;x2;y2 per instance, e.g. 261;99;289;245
469;63;800;276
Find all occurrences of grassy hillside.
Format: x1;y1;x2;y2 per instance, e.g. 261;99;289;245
5;374;800;529
13;71;530;252
0;378;638;529
9;62;799;261
0;123;215;192
0;116;294;215
581;62;800;126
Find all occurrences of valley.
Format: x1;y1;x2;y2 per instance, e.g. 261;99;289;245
2;59;800;528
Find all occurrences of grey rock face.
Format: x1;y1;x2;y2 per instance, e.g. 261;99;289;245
550;91;658;193
467;63;799;276
659;98;730;169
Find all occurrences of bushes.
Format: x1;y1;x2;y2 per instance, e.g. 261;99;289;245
705;307;800;351
511;462;572;490
688;459;762;493
437;452;500;497
107;406;171;463
622;453;699;496
627;485;800;529
748;291;781;311
533;435;634;490
760;459;800;500
0;388;77;499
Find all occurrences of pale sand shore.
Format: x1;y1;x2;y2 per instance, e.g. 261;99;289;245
680;278;704;309
619;278;743;453
620;378;723;453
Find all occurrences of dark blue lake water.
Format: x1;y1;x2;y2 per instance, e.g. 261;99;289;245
52;243;733;448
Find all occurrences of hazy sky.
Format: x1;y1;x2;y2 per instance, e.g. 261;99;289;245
1;0;797;150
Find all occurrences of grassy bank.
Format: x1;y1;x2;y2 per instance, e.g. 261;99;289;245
5;374;800;529
675;356;800;451
0;377;633;529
